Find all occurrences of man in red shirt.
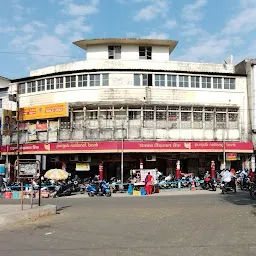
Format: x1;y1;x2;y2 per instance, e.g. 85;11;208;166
145;172;153;195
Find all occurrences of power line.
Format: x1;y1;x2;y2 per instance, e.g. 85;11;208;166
0;51;84;58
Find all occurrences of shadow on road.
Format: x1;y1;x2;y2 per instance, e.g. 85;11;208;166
220;190;256;206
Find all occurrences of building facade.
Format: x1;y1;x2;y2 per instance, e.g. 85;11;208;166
1;38;253;180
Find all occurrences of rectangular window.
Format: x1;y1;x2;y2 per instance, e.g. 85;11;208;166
47;78;54;90
167;75;177;87
102;74;109;86
213;77;222;89
37;80;45;92
78;75;87;87
139;46;152;60
66;76;76;88
216;113;226;128
90;74;100;87
224;78;235;89
155;74;165;87
19;83;26;94
27;81;36;93
179;76;189;87
191;76;200;88
142;74;153;86
0;99;2;108
134;74;141;86
108;46;121;59
202;77;211;88
56;77;64;89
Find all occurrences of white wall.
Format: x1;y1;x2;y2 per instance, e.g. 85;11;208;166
152;46;169;61
86;45;108;60
0;77;9;89
30;59;234;77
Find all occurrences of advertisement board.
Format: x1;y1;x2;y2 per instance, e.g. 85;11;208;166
19;103;69;121
19;163;38;177
76;163;90;171
1;109;13;135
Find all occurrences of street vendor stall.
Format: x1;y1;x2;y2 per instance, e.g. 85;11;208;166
130;169;159;195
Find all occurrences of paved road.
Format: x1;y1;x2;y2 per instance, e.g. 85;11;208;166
0;190;256;256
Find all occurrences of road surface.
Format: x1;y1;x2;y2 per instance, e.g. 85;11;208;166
0;190;256;256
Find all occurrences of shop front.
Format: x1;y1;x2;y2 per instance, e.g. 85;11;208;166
1;140;253;181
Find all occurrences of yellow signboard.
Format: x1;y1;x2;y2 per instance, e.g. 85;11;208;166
20;103;69;121
76;163;90;171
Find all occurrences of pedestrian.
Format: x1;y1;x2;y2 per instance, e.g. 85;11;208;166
145;172;153;195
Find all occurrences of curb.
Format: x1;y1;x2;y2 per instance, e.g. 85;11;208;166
0;204;57;229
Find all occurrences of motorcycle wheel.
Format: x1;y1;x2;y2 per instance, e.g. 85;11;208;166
105;192;112;197
250;188;256;200
212;186;216;191
88;192;94;197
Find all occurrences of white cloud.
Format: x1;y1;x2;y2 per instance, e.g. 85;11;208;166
143;32;169;39
175;35;243;63
163;19;177;29
61;0;99;16
181;23;206;37
21;21;46;34
55;17;91;36
134;0;169;21
222;7;256;35
182;0;207;22
126;32;137;37
0;26;16;33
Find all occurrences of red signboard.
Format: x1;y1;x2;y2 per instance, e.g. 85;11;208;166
1;141;253;155
226;153;237;161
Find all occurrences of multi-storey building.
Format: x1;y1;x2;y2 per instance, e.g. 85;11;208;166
1;38;253;181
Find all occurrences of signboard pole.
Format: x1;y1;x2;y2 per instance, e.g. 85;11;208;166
21;180;24;211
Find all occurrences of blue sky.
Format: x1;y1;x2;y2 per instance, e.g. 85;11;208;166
0;0;255;79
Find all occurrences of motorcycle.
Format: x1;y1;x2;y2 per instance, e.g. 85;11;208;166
250;182;256;200
220;178;237;194
52;182;73;198
240;176;250;191
201;178;217;191
87;181;111;197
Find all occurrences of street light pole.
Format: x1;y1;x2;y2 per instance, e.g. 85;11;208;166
121;119;124;184
223;128;226;170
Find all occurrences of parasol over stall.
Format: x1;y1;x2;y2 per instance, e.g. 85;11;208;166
44;169;69;180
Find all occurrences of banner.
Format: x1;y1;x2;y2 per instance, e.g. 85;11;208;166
36;122;48;131
27;124;37;141
76;163;90;171
20;103;69;121
48;121;58;142
2;109;13;136
1;141;253;155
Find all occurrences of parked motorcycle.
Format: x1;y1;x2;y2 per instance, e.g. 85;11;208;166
201;178;217;191
87;181;111;197
52;182;73;198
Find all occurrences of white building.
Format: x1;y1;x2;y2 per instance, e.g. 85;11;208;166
1;38;253;180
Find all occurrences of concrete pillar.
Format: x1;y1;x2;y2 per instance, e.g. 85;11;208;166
210;160;215;179
139;159;143;169
176;160;181;180
99;162;103;180
251;155;255;172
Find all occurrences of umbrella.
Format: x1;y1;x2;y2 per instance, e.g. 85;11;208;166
44;169;69;180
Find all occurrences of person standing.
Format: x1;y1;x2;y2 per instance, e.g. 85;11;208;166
145;172;153;195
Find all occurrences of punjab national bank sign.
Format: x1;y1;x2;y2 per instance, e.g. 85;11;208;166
1;141;253;155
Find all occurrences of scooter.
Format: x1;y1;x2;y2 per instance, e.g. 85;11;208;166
87;181;111;197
